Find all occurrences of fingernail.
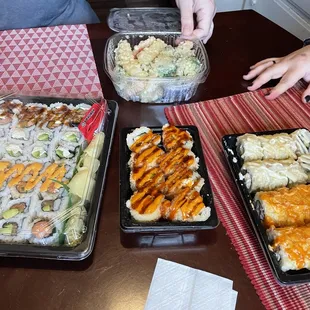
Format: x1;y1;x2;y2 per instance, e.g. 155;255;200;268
305;95;310;103
265;92;270;97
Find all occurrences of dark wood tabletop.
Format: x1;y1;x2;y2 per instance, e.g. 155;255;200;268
0;10;302;310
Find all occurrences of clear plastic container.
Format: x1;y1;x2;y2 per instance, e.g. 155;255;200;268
104;8;210;104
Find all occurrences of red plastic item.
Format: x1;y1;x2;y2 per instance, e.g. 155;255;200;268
78;99;107;142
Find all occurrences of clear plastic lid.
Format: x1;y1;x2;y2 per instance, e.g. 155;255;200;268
108;7;181;33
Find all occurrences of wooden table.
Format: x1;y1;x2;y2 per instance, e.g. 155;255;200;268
0;10;302;310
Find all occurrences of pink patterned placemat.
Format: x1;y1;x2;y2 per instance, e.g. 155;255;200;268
0;24;103;99
164;82;310;310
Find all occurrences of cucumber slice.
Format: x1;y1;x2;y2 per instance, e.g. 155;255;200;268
2;208;19;220
38;133;49;141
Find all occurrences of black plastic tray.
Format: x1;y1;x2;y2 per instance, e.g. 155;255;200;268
222;128;310;285
0;96;118;261
120;126;219;233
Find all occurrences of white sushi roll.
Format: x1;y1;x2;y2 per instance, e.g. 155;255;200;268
8;126;35;146
0;181;11;198
126;127;151;150
242;160;308;192
291;129;310;155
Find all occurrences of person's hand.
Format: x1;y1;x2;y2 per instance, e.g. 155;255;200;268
243;46;310;103
176;0;216;44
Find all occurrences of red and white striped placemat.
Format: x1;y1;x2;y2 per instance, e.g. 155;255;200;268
0;24;103;99
164;82;310;310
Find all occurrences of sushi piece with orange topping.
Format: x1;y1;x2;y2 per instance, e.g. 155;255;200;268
126;127;161;153
157;147;199;176
162;124;193;151
163;189;210;222
128;145;164;170
164;167;205;199
130;166;165;192
126;189;170;222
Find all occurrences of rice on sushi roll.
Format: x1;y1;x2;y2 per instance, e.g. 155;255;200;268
126;190;170;222
291;129;310;155
64;215;86;247
36;196;70;220
162;124;193;151
126;127;161;153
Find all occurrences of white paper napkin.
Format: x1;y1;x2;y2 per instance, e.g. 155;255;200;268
145;259;238;310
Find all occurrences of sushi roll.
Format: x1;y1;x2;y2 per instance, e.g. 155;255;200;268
35;128;55;143
164;167;205;199
162;124;193;151
0;198;31;219
254;185;310;228
291;129;310;155
28;143;50;163
241;159;308;192
236;134;264;162
157;147;199;176
164;189;210;222
298;154;310;176
3;143;26;161
126;127;161;153
128;145;164;170
0;213;29;243
126;190;168;222
36;196;70;220
60;127;84;146
9;126;34;145
267;225;310;272
130;166;165;192
28;217;64;246
237;133;298;162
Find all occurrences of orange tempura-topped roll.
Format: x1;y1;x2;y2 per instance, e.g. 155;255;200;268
254;184;310;228
268;225;310;271
162;124;193;151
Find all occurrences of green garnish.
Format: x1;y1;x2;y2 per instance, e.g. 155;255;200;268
64;134;78;143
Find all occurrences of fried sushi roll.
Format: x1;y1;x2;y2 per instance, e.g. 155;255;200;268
163;189;210;222
254;185;310;228
241;159;308;192
162;124;193;151
126;190;170;222
126;127;161;153
157;147;199;176
268;225;310;272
